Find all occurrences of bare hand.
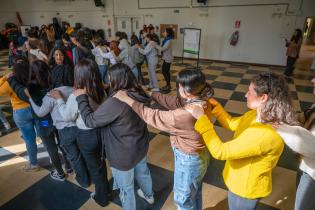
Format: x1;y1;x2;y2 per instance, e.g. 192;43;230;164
4;72;13;80
185;103;205;119
73;88;86;97
150;41;156;47
113;90;134;106
48;90;63;99
24;88;31;98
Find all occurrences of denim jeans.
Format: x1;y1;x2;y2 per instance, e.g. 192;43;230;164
111;156;153;210
131;66;139;80
173;147;210;210
295;170;315;210
77;128;110;206
228;191;259;210
58;126;90;187
98;65;108;84
13;107;38;165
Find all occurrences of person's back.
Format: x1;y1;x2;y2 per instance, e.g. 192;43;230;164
30;86;75;129
130;45;144;65
143;41;158;59
78;91;150;170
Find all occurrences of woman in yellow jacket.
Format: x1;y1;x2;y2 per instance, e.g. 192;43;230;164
0;58;39;171
187;73;298;210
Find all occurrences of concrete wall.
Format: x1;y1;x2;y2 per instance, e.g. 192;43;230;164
1;0;314;66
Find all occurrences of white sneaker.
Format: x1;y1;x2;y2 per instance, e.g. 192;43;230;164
137;188;154;204
4;122;11;130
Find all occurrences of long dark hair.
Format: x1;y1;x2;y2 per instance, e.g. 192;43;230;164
131;34;140;46
176;69;214;106
12;56;30;86
251;72;298;125
165;27;174;38
109;63;148;98
29;60;51;89
38;38;50;55
291;29;302;43
48;46;73;68
74;59;105;104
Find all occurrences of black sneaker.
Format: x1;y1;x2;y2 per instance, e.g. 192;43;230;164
90;192;110;207
161;85;171;91
50;170;66;181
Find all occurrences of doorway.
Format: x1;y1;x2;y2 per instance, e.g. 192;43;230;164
295;17;315;71
114;16;143;39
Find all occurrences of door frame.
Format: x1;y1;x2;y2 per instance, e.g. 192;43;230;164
114;15;144;37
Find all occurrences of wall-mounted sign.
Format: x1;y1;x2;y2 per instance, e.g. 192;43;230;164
235;20;241;28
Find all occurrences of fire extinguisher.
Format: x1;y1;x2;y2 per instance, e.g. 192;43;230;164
230;30;239;46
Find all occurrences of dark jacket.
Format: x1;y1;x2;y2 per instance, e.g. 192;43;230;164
8;77;55;137
77;91;151;171
50;64;73;89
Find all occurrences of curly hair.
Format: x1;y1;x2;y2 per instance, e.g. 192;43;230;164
251;72;298;125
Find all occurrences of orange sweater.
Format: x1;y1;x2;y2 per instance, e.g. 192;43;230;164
0;76;30;110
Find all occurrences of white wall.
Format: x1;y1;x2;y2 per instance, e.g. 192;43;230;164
1;0;314;66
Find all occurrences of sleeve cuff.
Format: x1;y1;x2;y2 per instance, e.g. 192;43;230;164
195;115;214;134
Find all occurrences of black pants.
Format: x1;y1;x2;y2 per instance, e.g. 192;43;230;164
55;130;72;171
77;128;110;206
58;126;90;187
162;61;171;86
136;62;145;84
40;132;65;175
284;56;297;76
35;118;66;175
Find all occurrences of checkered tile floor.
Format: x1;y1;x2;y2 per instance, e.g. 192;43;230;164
0;49;314;210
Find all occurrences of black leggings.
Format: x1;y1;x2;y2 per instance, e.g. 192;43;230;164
162;61;171;86
136;62;145;84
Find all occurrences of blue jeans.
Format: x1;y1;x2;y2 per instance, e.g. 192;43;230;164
13;107;38;165
111;156;153;210
98;65;108;84
173;147;210;210
131;66;139;80
295;170;315;210
228;191;259;210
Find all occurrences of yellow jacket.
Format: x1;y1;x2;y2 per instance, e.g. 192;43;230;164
0;76;30;110
195;102;284;199
66;27;74;35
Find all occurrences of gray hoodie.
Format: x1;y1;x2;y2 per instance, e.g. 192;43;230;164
29;86;76;130
118;41;136;69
